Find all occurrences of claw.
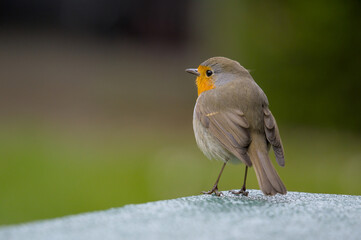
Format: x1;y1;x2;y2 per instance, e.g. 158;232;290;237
230;189;249;196
202;186;223;196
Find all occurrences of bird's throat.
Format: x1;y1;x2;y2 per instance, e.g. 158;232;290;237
196;67;215;96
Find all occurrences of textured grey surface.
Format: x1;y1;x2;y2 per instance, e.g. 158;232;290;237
1;190;361;240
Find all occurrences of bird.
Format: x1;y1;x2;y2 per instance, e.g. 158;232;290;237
186;56;287;196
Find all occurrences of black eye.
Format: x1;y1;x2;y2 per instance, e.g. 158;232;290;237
206;70;213;77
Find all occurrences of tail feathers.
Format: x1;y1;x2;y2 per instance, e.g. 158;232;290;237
249;141;287;195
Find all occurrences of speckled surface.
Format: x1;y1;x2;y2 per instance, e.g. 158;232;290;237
1;190;361;240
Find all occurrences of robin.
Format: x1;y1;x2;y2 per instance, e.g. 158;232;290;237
186;56;286;196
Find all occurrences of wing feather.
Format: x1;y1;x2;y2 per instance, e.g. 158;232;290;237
263;107;285;166
196;99;252;166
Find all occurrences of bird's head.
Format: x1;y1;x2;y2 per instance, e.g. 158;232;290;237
186;56;250;96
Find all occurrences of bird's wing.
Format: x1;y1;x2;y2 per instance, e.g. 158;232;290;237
195;96;252;166
263;107;285;166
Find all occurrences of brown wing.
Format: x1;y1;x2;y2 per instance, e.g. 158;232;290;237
263;107;285;166
195;98;252;166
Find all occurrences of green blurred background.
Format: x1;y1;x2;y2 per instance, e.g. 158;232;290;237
1;0;361;225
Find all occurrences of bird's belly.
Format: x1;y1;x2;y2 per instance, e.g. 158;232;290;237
193;115;239;164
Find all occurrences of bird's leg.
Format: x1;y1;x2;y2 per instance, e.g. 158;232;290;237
202;162;227;196
231;166;249;196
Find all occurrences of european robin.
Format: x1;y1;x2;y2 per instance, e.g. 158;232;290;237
186;56;286;196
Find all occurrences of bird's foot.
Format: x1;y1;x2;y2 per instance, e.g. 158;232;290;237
230;187;249;196
202;186;223;196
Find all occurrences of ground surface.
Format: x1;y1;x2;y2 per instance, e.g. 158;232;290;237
1;190;360;240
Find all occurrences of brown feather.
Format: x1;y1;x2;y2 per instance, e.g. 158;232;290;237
263;107;285;167
249;134;287;195
195;96;252;166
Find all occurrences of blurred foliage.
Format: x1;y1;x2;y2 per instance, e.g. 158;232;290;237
197;0;361;131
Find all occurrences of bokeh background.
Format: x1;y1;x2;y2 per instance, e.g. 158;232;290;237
1;0;361;225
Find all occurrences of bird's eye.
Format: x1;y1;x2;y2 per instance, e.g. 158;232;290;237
206;70;213;77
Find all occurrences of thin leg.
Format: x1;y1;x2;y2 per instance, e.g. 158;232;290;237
231;166;249;196
202;162;227;196
242;166;248;191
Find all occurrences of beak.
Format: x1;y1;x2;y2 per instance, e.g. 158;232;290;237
185;68;200;76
